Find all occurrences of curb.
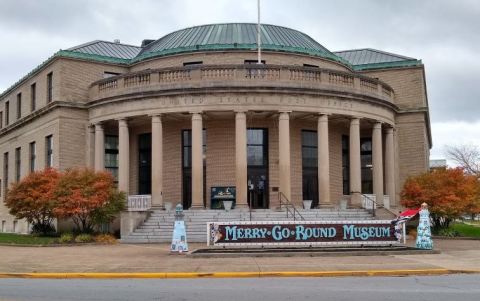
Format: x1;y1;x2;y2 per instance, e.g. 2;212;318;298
0;269;478;279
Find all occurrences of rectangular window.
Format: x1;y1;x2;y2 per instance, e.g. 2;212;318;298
15;147;21;182
5;101;9;126
0;111;3;129
45;135;53;167
30;83;36;111
303;64;319;68
104;135;119;182
244;59;266;64
29;142;36;173
3;152;8;193
16;93;21;119
247;129;268;166
301;130;318;168
47;72;53;103
183;61;203;66
342;135;349;195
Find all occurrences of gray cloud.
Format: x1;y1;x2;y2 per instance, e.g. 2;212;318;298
0;0;479;124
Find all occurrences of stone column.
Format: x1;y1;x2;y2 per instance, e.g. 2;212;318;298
118;118;129;194
279;112;291;201
191;112;204;209
318;114;331;207
151;115;163;208
86;125;95;168
385;127;395;208
94;123;105;171
372;122;383;206
235;111;248;208
349;118;361;206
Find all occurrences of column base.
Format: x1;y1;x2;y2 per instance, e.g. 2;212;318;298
234;203;249;209
318;203;334;209
190;204;206;210
350;193;362;208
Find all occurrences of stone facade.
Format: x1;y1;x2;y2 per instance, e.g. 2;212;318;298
0;28;431;234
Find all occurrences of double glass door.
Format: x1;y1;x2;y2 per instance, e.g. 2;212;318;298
247;129;269;209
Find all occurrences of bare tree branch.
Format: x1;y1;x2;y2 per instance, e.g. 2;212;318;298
445;144;480;176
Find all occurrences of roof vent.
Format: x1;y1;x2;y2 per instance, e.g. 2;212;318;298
141;39;155;47
114;39;120;44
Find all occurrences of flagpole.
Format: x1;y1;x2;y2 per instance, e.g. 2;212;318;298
257;0;261;64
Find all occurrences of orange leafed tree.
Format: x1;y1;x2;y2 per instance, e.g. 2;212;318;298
5;168;61;234
54;168;125;233
401;167;478;231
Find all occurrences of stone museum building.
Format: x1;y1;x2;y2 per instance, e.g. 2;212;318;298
0;23;431;236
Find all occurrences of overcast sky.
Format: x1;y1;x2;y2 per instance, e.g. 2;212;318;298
1;0;479;163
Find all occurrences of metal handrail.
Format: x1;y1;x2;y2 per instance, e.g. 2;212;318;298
278;192;305;221
361;194;398;218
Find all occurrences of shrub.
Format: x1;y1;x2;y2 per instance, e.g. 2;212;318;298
94;234;117;244
438;228;460;237
74;234;93;243
59;233;74;244
54;168;126;233
5;169;60;235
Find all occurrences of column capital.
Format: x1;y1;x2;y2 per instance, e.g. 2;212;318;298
318;114;329;122
94;123;104;130
117;118;128;126
373;122;382;129
279;111;291;120
151;114;162;123
234;109;248;113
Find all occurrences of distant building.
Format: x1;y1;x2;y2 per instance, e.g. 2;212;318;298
0;23;431;234
429;159;447;170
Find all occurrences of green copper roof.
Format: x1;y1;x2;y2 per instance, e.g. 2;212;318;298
334;48;422;71
134;23;348;64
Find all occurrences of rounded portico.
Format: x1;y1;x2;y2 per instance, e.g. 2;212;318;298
86;23;399;211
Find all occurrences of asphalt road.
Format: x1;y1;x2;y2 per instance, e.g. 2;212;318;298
0;275;479;301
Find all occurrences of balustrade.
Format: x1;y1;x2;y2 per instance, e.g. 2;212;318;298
127;195;152;211
124;74;150;87
92;65;394;103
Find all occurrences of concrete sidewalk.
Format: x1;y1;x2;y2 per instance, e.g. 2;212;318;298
0;239;479;274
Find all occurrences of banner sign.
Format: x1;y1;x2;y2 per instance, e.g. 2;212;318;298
207;220;398;247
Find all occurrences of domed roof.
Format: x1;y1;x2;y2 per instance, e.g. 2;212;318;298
134;23;346;64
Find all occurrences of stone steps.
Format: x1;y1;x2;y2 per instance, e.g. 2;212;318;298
121;209;375;244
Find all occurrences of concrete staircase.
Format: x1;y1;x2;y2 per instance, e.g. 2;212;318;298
121;209;374;243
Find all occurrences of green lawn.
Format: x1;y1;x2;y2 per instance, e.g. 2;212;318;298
451;222;480;238
0;233;58;245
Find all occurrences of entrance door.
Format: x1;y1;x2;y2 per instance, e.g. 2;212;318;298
302;130;318;208
247;129;269;209
302;170;318;208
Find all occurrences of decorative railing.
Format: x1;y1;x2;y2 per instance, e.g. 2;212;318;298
98;78;118;92
124;73;150;87
127;195;152;211
91;65;394;103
